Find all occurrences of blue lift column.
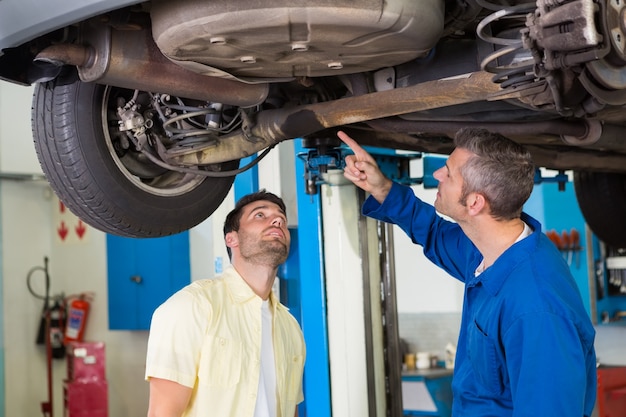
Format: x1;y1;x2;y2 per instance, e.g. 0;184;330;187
293;139;331;417
233;156;259;201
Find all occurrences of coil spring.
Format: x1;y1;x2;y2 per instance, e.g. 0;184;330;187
476;2;537;89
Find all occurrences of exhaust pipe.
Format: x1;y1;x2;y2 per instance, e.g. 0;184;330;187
35;26;269;108
167;71;506;164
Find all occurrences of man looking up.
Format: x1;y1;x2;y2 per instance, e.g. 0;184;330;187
146;190;305;417
338;128;596;417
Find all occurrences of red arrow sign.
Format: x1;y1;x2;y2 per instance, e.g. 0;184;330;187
57;221;69;241
75;220;87;240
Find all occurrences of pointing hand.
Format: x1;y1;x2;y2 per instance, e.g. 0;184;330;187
337;131;392;203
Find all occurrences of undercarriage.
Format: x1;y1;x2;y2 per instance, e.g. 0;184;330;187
1;0;626;246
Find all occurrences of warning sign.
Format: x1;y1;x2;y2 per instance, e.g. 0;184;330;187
53;196;90;244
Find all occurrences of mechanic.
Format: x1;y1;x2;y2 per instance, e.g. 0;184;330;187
338;128;596;417
145;190;305;417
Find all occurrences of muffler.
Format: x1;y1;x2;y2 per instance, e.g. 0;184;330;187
35;25;269;108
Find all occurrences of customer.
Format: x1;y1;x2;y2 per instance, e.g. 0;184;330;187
338;128;596;417
145;190;305;417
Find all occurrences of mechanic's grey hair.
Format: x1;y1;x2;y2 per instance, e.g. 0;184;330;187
454;128;535;220
223;189;287;258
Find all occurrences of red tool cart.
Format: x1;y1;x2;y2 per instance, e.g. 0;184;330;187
597;366;626;417
64;341;108;417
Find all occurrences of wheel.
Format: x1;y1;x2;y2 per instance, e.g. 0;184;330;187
31;71;239;238
574;171;626;249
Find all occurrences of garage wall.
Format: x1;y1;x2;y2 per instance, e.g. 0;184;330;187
393;186;464;314
0;79;248;417
0;82;227;417
0;82;61;417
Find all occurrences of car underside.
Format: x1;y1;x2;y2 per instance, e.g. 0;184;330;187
1;0;626;247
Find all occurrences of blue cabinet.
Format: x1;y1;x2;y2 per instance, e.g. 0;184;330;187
106;232;190;330
402;369;453;417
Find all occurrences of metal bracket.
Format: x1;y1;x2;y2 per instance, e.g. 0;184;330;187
297;145;448;194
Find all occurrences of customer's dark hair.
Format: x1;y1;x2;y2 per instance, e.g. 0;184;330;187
223;190;286;257
454;128;535;220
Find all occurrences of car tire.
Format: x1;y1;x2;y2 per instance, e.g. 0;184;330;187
31;71;238;238
574;171;626;249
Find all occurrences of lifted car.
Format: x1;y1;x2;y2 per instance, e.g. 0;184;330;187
1;0;626;247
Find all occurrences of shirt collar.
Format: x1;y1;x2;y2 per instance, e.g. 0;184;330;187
473;213;541;295
474;218;533;277
222;265;280;310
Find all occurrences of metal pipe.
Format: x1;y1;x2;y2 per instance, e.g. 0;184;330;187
168;71;505;164
35;27;269;108
34;43;94;67
364;117;590;140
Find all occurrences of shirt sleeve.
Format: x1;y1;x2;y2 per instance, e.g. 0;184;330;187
145;287;210;388
362;182;477;282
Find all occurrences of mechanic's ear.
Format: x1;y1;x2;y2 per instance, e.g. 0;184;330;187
466;192;487;216
225;231;239;249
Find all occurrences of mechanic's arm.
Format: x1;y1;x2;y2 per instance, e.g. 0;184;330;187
147;377;192;417
338;131;392;204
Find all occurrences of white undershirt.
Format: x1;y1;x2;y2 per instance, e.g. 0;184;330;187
474;221;532;276
254;299;277;417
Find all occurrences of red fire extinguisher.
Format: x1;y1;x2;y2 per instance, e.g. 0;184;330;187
64;293;92;344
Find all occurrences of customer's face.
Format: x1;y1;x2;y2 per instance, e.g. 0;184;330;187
433;148;472;220
232;200;290;266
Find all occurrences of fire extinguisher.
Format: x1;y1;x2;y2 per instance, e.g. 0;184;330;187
64;293;92;344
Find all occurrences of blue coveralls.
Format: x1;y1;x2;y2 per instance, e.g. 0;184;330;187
363;182;596;417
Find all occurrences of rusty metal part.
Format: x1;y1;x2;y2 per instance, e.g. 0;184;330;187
364;118;590;142
366;117;626;152
561;119;602;145
34;43;94;67
527;144;626;173
339;125;626;173
167;71;506;164
35;26;269;108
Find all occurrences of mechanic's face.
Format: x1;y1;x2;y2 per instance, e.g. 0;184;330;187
230;200;290;266
433;148;472;220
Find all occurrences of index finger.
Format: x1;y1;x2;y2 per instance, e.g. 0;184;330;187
337;131;372;161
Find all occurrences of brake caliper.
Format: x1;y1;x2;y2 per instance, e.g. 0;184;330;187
523;0;606;71
117;96;152;152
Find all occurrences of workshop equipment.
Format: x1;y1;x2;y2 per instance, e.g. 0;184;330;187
64;341;108;417
27;256;66;417
546;228;582;267
597;366;626;417
64;293;93;344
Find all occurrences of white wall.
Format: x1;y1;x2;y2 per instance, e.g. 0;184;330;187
0;82;228;417
0;81;149;417
0;81;63;416
393;186;464;314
